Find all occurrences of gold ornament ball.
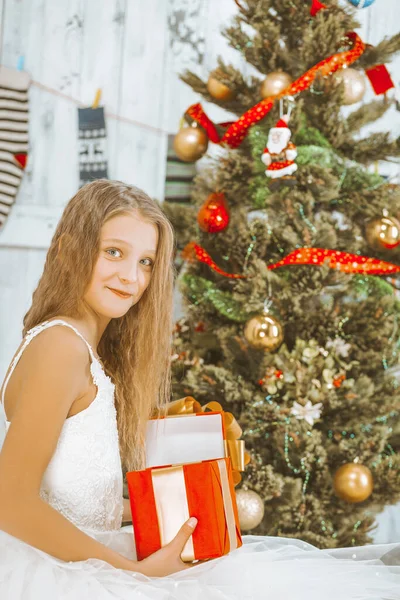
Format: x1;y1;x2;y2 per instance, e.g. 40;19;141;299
236;489;265;531
244;313;284;352
333;463;373;503
207;74;234;101
260;71;292;98
173;126;209;162
334;68;366;105
366;215;400;250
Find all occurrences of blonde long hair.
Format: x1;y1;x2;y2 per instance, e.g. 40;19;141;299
23;180;175;471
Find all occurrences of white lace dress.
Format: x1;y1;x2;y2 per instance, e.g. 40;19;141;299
0;319;399;600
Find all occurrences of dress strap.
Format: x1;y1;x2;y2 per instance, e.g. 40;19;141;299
1;319;98;409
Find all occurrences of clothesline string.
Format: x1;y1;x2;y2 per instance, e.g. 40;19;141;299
31;79;174;136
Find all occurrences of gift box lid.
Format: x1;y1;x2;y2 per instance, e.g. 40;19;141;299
145;411;226;468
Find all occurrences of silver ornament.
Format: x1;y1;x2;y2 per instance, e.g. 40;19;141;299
236;488;265;531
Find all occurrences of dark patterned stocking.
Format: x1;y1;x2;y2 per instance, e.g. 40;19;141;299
78;107;108;188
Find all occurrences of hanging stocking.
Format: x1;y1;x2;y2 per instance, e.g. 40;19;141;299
78;106;108;188
0;66;30;229
164;134;196;203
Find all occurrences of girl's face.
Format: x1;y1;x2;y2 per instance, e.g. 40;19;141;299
83;211;158;319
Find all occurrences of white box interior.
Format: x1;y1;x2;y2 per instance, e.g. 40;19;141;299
145;414;225;468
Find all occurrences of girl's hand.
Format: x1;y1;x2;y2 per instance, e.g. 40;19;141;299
133;517;203;577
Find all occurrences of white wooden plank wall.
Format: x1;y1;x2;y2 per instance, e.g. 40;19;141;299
0;0;399;542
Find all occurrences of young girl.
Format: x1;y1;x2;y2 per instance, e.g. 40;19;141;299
0;179;399;600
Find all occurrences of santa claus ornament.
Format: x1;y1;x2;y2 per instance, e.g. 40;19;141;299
261;116;297;184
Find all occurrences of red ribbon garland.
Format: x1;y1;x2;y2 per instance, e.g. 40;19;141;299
185;32;365;149
309;4;393;96
269;248;400;275
182;242;246;279
182;243;400;278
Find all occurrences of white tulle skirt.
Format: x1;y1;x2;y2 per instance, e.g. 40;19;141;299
0;525;399;600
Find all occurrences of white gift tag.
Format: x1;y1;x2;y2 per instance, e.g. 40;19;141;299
145;413;225;468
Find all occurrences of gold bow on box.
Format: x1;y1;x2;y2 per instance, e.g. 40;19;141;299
163;396;250;485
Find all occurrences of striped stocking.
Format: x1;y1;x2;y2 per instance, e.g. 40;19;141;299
0;66;30;229
164;134;196;203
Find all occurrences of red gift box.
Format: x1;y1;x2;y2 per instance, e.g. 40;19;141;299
126;457;242;562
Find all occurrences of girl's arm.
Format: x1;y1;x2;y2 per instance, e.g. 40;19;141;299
0;328;135;571
0;326;199;576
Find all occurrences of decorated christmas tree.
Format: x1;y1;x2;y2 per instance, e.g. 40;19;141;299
163;0;400;548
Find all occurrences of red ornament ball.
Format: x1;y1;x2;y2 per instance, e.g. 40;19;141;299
197;193;230;233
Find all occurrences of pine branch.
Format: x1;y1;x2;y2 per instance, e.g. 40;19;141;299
178;71;207;96
179;62;256;115
339;133;400;165
161;203;197;249
303;84;347;148
300;13;348;71
181;274;249;322
223;17;292;75
357;32;400;70
344;99;394;134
